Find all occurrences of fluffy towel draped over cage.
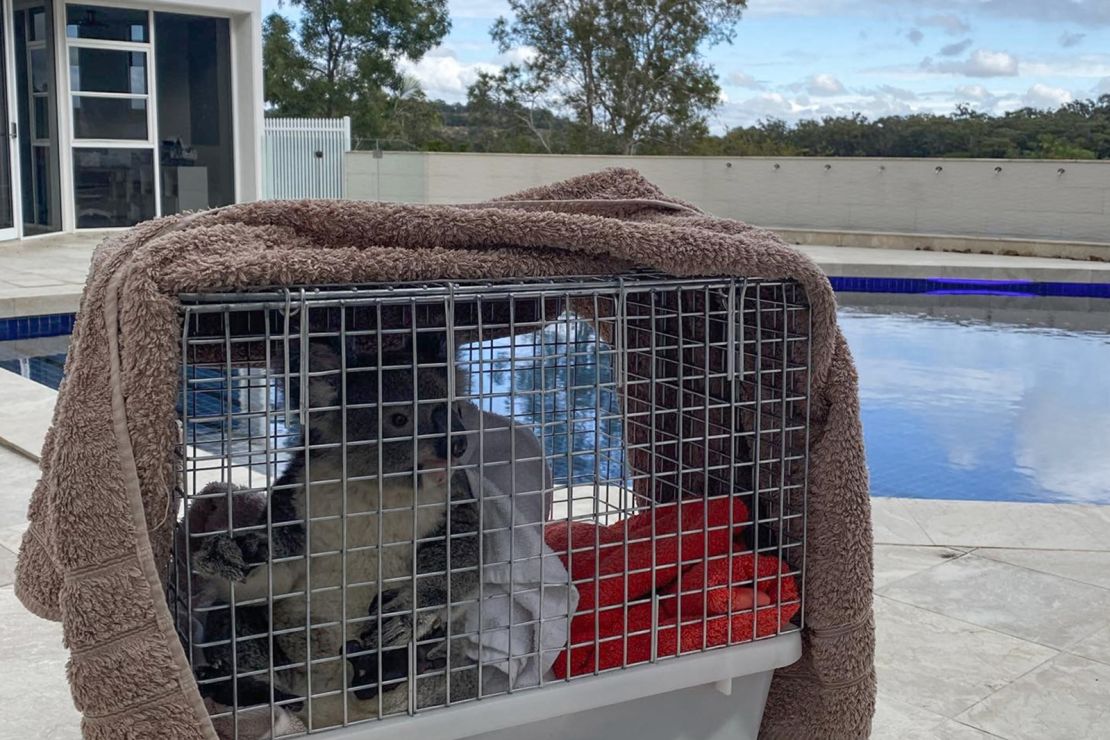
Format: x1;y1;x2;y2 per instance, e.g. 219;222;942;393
14;168;873;739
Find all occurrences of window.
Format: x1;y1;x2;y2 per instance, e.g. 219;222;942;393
72;147;154;227
65;5;148;42
16;2;62;234
65;4;155;228
154;13;235;214
67;36;150;143
72;96;147;139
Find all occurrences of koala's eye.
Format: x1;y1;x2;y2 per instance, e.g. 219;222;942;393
390;412;409;427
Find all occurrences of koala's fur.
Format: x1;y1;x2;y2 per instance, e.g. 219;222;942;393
190;335;481;731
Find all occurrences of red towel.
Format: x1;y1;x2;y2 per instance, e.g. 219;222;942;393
545;496;800;679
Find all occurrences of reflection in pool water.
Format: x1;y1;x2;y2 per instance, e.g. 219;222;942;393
840;296;1110;504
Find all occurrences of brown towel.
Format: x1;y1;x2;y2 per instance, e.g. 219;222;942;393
15;168;873;739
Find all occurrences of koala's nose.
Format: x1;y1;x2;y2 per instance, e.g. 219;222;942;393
431;405;467;460
450;433;467;459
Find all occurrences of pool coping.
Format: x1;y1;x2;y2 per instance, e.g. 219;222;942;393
2;273;1109;338
0;370;53;461
4;243;1110;319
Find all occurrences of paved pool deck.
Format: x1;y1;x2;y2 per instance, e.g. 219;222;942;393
0;370;1108;740
1;232;1109;318
1;238;1109;738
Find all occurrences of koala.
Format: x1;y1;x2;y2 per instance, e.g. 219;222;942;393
190;334;476;731
173;483;302;713
346;468;483;713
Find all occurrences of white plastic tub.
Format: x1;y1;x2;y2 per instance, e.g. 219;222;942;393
324;632;802;740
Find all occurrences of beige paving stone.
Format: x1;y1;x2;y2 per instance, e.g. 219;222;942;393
874;595;1057;718
976;548;1110;591
873;544;965;590
872;694;1003;739
881;555;1110;650
0;546;14;587
0;446;41;528
1069;624;1110;666
871;497;935;546
0;369;54;461
958;654;1110;740
0;524;25;555
894;498;1110;551
0;586;81;740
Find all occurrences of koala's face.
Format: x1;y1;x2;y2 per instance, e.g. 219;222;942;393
305;341;468;477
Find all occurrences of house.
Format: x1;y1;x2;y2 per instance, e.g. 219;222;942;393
0;0;262;239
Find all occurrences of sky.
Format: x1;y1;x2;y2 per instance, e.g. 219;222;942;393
261;0;1110;130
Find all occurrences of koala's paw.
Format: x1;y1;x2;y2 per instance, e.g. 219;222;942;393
194;531;269;583
360;587;443;652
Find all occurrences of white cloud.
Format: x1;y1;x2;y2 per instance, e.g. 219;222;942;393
719;86;957;128
918;14;971;35
498;46;537;66
1097;77;1110;96
447;0;510;20
806;73;847;96
1022;83;1073;109
906;28;924;45
955;84;995;102
718;92;800;127
399;50;499;100
727;71;765;90
922;49;1019;77
976;0;1110;26
1021;56;1110;79
738;0;1110;25
961;49;1020;77
1015;398;1110;503
1058;31;1086;48
939;39;973;57
875;84;919;101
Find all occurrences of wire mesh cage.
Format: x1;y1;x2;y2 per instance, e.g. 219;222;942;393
167;272;811;738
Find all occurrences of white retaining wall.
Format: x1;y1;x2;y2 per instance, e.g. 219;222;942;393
346;152;1110;246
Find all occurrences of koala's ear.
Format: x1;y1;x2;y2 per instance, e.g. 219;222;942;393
415;331;449;362
306;338;343;408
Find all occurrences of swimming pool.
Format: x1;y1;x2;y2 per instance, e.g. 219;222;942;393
840;293;1109;505
2;285;1108;504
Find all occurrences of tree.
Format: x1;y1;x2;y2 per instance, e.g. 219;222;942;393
487;0;747;154
263;0;450;136
467;66;559;153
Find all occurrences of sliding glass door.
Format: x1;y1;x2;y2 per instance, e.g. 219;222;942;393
0;0;20;239
14;0;61;235
154;12;234;216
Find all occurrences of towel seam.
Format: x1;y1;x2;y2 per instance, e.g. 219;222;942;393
68;623;159;658
82;685;184;721
453;198;702;215
807;615;871;639
26;521;61;566
773;669;873;691
65;553;136;581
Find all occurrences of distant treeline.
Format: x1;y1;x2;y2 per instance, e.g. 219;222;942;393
350;97;1110;160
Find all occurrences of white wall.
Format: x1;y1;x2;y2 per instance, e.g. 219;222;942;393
346;152;1110;246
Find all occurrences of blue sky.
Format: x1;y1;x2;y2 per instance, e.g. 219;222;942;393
262;0;1110;130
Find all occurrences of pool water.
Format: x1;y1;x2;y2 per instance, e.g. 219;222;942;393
2;292;1108;504
840;299;1110;504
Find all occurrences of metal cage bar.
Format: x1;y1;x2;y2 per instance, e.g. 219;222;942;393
168;272;811;737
